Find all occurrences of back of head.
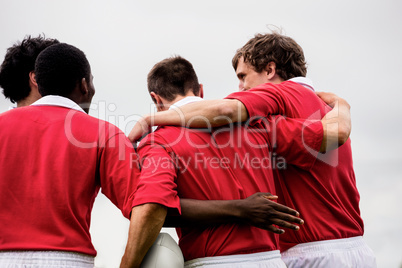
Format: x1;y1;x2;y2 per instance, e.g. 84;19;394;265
0;35;59;103
232;32;307;80
35;43;90;97
147;56;200;101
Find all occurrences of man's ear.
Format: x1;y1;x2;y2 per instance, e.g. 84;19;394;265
198;84;204;99
150;92;165;111
79;78;88;95
29;72;38;87
150;92;160;104
28;71;42;99
265;61;277;80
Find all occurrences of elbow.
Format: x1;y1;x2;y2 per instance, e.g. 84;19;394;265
132;203;168;224
206;101;237;126
217;100;245;124
218;102;237;121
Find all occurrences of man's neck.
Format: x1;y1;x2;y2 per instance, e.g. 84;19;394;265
17;94;41;107
169;94;195;106
268;76;285;84
162;94;201;110
17;86;42;107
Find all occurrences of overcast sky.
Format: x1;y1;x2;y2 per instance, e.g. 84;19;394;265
1;0;401;267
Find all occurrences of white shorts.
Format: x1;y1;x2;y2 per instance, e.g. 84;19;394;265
0;251;94;268
281;236;377;268
184;250;286;268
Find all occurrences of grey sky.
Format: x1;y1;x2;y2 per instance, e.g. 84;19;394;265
1;0;401;267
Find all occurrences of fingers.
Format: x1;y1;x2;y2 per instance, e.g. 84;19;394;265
316;91;339;107
128;124;143;143
264;225;285;234
246;192;304;233
275;211;304;224
271;202;300;217
263;195;278;200
265;207;304;231
270;219;301;231
255;213;303;233
256;192;278;200
270;214;304;229
128;118;151;143
316;91;336;99
258;213;304;232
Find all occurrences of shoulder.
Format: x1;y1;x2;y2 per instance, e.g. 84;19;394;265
138;126;181;147
251;82;282;92
283;80;317;96
137;125;201;155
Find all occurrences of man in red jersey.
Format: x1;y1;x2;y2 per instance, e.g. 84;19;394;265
0;35;59;108
225;34;376;267
128;33;376;267
0;43;140;267
122;56;351;268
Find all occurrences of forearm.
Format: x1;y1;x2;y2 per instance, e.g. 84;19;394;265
146;99;247;128
129;99;249;142
120;204;167;268
165;193;303;234
164;199;243;227
320;98;351;152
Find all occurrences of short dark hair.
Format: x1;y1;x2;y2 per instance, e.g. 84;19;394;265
0;35;59;103
35;43;91;97
232;32;307;80
147;56;200;102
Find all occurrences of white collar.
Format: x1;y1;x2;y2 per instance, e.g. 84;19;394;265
31;95;86;113
169;96;203;110
288;77;315;92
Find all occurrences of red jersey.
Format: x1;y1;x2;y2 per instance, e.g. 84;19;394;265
226;80;364;251
134;111;323;261
0;105;140;256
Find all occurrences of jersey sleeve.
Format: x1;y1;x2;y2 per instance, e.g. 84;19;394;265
225;84;286;119
133;132;181;215
266;115;323;170
98;124;141;219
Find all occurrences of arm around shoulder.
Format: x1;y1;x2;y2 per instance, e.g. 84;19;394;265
128;99;248;143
